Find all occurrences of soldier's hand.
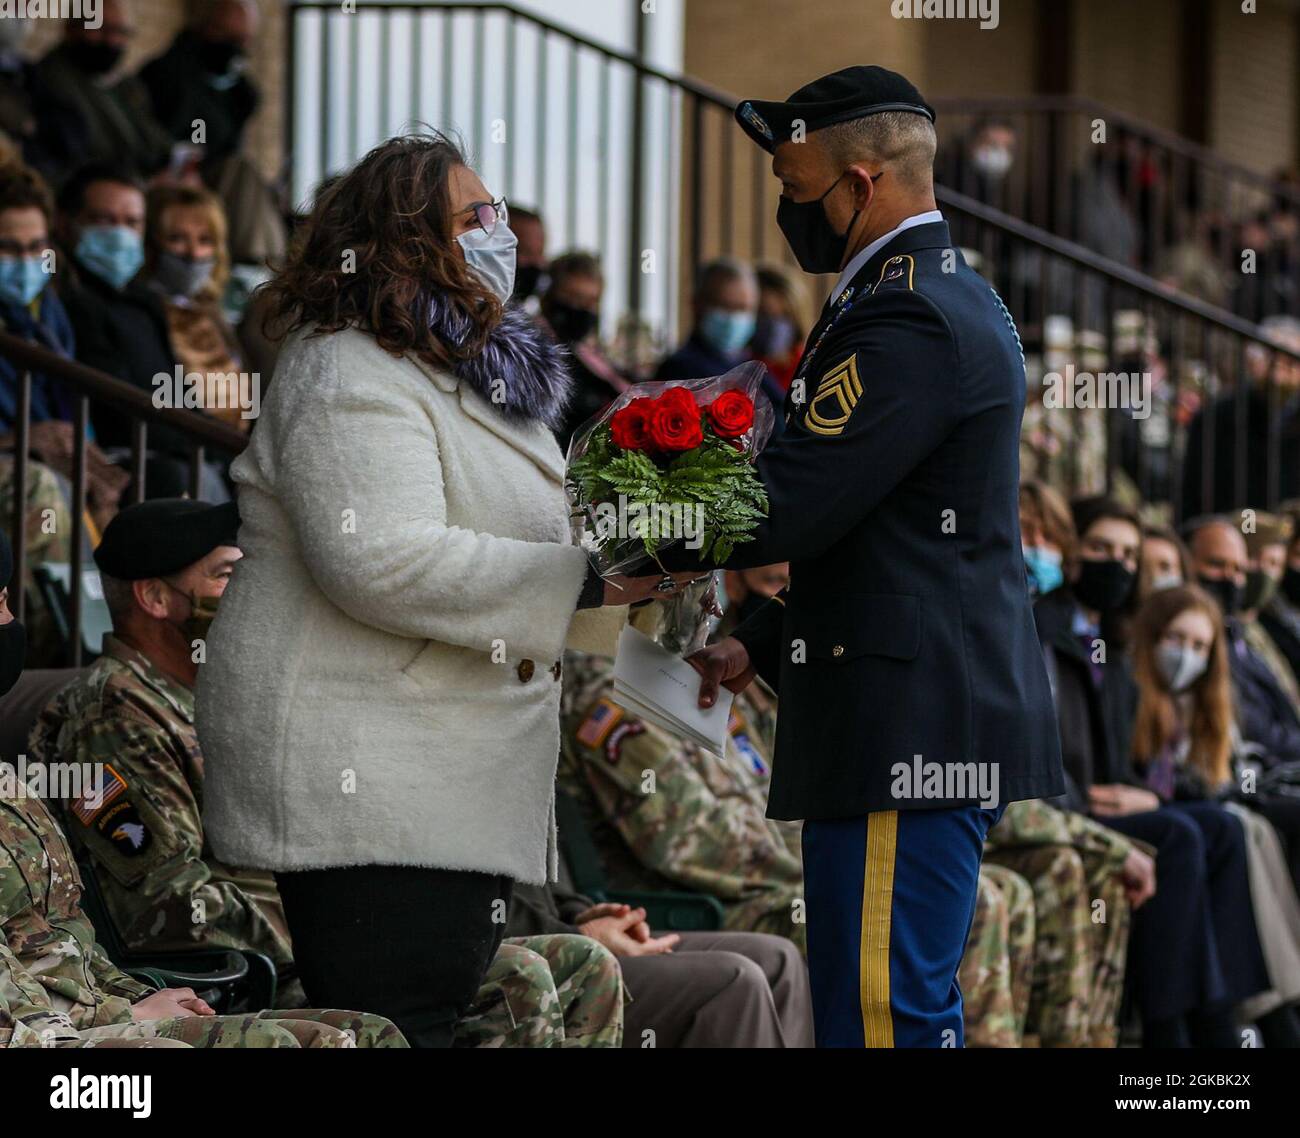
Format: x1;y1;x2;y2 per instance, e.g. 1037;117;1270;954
1119;848;1156;909
130;990;201;1022
572;901;632;924
578;906;681;958
686;636;756;708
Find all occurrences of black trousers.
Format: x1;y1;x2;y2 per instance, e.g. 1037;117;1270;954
275;865;512;1048
1107;802;1269;1025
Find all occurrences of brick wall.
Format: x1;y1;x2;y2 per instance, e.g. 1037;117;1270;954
1208;0;1298;176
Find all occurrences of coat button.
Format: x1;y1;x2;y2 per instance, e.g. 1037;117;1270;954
517;659;535;682
550;660;562;681
832;645;845;657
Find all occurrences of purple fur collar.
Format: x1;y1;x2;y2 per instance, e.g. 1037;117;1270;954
428;293;572;431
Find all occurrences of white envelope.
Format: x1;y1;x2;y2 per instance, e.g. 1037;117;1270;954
611;624;734;756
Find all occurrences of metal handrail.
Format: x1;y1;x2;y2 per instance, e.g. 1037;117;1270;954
936;187;1300;358
0;331;248;664
0;333;250;452
930;94;1300;205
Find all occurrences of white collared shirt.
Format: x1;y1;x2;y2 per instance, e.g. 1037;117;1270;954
829;209;944;304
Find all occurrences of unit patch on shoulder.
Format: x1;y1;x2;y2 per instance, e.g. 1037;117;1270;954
604;720;645;764
94;800;152;858
576;698;624;750
71;763;128;826
803;353;864;437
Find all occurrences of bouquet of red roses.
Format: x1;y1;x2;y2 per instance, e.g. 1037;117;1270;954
566;361;775;576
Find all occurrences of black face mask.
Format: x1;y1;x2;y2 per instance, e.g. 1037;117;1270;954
1073;559;1135;613
1198;574;1243;617
67;40;125;76
513;264;543;302
199;39;244;75
547;301;598;345
1282;566;1300;608
776;171;874;275
0;619;25;698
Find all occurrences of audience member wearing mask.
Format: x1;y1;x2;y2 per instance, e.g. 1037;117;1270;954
752;264;809;392
1130;584;1300;1047
507;205;547;307
137;1;285;267
539;251;628;449
0;159;127;537
1139;524;1190;599
0;160;76;435
1019;478;1071;601
31;0;174;181
1034;496;1266;1047
1181;315;1300;517
1262;516;1300;686
143;183;250;434
1187;515;1300;893
139;0;259;168
193;134;674;1048
1187;517;1300;767
656;257;784;428
57;163;225;500
1237;511;1300;706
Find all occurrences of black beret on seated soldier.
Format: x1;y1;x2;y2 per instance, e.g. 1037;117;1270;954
94;499;240;580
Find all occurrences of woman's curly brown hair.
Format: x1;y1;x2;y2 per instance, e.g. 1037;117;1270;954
261;131;500;367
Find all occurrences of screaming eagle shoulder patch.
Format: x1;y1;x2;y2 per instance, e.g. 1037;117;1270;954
803;353;864;437
94;800;152;857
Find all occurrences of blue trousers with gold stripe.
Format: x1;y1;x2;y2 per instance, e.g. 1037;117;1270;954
801;805;1004;1048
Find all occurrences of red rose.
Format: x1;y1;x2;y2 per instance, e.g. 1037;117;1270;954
647;400;704;452
609;398;655;450
656;385;700;416
707;390;755;439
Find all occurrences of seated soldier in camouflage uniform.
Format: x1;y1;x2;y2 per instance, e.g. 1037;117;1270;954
25;500;307;995
0;784;407;1048
984;797;1150;1047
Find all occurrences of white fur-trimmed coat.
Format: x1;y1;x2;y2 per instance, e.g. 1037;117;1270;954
196;325;621;884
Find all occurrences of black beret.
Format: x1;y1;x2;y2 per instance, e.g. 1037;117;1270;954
94;499;240;581
735;65;935;153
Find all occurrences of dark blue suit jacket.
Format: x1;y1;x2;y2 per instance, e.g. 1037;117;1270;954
674;220;1064;820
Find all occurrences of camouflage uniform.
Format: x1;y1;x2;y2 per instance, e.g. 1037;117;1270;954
961;864;1035;1048
0;456;73;667
0;788;405;1049
984;798;1134;1047
455;934;623;1048
561;649;1055;1043
26;634;300;1002
559;650;804;948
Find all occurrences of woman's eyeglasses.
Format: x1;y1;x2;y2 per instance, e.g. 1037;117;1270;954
466;198;507;237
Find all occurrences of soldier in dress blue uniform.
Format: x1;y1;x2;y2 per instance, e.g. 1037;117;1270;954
672;66;1065;1047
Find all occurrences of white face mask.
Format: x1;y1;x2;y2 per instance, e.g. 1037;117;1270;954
456;217;517;306
1156;642;1209;693
972;146;1013;179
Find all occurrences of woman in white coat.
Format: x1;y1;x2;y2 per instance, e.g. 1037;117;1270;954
195;133;692;1047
